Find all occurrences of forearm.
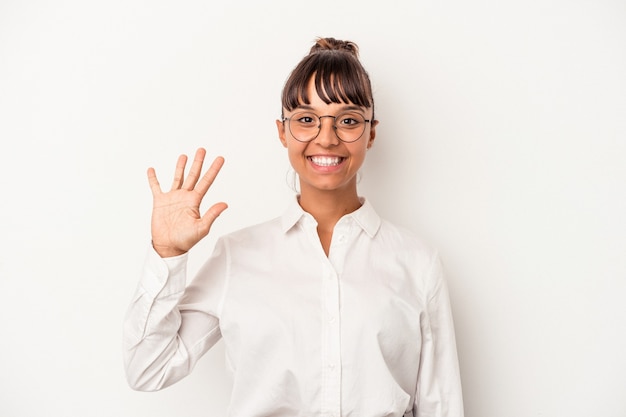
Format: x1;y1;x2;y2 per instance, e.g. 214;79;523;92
122;248;192;391
414;254;464;416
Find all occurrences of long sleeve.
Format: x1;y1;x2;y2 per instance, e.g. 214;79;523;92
122;244;224;391
414;254;464;417
122;200;465;415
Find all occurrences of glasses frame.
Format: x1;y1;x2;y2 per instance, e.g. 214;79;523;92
282;111;372;143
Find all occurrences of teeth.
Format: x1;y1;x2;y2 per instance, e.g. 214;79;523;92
310;156;343;166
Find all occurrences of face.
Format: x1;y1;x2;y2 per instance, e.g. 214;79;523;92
276;78;378;197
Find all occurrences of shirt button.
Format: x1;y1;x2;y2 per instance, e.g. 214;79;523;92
338;235;345;242
329;315;335;323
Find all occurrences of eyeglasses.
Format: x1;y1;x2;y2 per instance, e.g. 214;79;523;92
282;111;372;143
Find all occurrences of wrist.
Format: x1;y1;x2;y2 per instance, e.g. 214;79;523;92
151;241;187;258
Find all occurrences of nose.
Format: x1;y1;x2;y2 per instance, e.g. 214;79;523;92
314;116;340;147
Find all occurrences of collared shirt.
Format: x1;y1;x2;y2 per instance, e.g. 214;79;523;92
123;198;464;417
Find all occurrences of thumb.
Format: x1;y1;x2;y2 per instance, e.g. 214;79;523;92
200;202;228;230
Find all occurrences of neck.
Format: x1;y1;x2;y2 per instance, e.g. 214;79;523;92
298;187;362;231
298;184;362;257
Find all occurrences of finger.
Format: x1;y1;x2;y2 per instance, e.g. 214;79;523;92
199;202;228;232
170;154;188;190
195;156;225;197
182;148;206;190
147;167;162;196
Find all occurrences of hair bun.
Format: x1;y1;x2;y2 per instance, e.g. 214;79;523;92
309;37;359;58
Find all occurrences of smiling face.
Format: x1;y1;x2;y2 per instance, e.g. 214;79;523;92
277;78;377;198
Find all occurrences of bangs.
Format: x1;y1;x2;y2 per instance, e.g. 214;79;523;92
282;52;374;113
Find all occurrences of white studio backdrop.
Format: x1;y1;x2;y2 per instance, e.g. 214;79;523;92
0;0;625;416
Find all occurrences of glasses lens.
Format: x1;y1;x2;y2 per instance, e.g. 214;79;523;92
286;111;368;142
288;112;319;142
335;112;366;143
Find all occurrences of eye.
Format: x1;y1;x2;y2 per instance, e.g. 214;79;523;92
337;113;364;128
292;112;318;126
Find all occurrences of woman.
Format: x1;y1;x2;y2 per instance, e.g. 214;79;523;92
124;37;464;417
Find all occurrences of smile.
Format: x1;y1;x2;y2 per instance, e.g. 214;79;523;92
308;156;345;167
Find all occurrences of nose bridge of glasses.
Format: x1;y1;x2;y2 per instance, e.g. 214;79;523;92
317;114;338;130
315;115;341;144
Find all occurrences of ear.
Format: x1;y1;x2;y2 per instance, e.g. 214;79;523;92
276;119;288;148
367;119;379;149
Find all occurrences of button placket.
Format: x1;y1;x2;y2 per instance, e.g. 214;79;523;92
306;215;354;416
321;263;341;417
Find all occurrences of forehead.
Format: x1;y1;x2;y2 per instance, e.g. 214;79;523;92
289;78;367;113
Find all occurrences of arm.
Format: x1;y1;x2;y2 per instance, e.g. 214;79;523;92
122;148;228;390
123;245;226;391
414;255;464;417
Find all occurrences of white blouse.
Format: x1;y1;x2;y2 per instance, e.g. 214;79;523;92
123;198;464;417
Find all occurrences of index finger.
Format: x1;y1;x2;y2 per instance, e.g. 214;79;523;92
194;156;225;197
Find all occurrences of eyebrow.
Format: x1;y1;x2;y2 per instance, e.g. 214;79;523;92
294;104;366;113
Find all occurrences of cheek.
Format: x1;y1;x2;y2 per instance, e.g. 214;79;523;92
349;144;369;161
286;142;308;164
287;149;298;166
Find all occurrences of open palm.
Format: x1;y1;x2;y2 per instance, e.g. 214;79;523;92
148;148;228;258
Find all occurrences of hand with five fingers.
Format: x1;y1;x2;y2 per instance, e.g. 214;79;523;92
147;148;228;258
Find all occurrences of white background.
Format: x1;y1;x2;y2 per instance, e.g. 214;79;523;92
1;0;625;416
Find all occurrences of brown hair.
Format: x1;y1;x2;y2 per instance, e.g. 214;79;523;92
281;37;375;118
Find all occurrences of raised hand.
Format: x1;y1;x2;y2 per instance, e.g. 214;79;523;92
147;148;228;258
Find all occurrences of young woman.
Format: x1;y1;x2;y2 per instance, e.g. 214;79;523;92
124;37;464;417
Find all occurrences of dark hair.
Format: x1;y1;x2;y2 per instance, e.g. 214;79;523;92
281;37;375;118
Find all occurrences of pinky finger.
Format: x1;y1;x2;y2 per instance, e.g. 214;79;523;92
147;167;162;196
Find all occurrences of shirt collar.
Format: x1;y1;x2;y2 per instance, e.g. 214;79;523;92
280;195;381;238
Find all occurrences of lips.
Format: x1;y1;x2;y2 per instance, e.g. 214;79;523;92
308;156;345;167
